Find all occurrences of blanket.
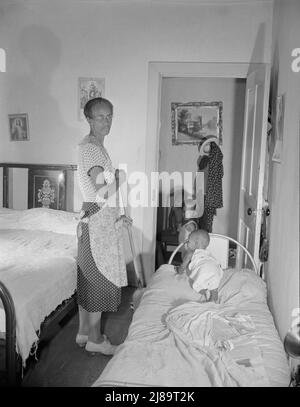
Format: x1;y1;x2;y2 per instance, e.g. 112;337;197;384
0;229;77;364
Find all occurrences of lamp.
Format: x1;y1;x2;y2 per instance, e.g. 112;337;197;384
284;322;300;386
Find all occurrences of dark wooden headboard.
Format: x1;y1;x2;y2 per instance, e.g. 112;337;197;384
0;163;77;212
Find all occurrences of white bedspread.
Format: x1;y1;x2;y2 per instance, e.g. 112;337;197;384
0;207;78;236
0;228;77;365
93;265;290;387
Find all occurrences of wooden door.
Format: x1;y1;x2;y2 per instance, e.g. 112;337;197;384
237;64;270;275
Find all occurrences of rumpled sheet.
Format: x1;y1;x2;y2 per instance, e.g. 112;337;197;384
93;265;290;387
164;302;269;386
0;228;77;365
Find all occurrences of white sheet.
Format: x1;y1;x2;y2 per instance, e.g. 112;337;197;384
0;207;79;235
164;302;269;386
0;228;77;365
93;265;290;387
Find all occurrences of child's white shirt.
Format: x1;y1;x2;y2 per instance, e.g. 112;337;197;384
189;248;223;292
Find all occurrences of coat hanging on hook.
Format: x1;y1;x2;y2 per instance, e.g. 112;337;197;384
198;136;219;156
196;140;223;232
197;136;219;170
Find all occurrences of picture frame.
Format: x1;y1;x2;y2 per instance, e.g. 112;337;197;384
171;101;223;145
28;169;66;210
8;113;29;141
78;77;105;121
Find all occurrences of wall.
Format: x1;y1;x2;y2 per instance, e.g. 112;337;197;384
266;0;300;339
159;76;245;237
0;0;273;263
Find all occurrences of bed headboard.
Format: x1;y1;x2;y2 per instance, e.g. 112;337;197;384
168;233;259;275
0;163;78;212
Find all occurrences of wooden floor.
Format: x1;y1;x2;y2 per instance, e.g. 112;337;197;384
20;286;136;387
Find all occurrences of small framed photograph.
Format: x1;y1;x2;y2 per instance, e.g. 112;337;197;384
78;77;105;120
9;113;29;141
171;101;223;145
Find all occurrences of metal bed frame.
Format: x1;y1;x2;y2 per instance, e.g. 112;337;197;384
0;282;76;386
0;281;16;386
168;233;259;275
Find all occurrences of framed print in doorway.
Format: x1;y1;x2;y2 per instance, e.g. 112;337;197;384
171;101;223;145
78;77;105;121
9;113;29;141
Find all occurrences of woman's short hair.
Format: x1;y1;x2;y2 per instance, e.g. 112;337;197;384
84;97;113;119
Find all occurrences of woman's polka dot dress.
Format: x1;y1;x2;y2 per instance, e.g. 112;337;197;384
76;138;122;312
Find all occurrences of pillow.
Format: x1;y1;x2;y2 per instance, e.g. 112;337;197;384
218;268;267;306
0;207;79;235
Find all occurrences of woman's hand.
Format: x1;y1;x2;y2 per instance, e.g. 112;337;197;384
115;169;127;185
115;214;133;228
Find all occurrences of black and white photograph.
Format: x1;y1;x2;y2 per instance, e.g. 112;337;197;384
0;0;299;391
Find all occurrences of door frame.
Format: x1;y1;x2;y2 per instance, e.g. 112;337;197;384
142;61;268;284
236;64;271;277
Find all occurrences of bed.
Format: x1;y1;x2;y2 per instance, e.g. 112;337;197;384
93;234;291;387
0;163;78;386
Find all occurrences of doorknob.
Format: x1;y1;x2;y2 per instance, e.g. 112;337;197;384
247;208;257;216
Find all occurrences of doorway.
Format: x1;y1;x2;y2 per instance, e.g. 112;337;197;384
142;62;269;284
155;76;246;267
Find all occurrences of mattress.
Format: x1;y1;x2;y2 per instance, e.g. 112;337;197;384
0;208;78;365
93;265;290;387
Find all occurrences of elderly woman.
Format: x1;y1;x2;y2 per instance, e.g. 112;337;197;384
76;97;127;355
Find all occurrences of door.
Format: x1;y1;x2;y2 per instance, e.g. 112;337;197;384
237;64;270;275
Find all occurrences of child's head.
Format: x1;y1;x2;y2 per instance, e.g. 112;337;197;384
187;229;210;251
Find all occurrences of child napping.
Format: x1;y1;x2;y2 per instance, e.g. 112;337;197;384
177;229;223;302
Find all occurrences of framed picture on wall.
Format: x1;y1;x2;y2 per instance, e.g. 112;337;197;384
28;169;66;210
78;77;105;121
171;101;223;145
8;113;29;141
